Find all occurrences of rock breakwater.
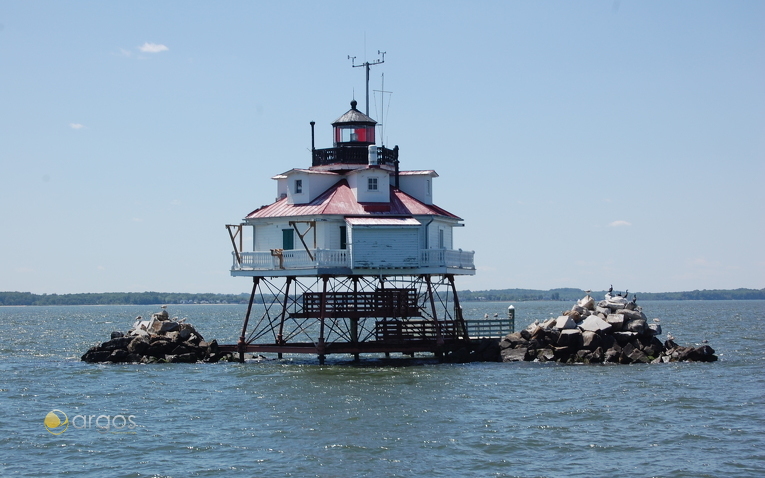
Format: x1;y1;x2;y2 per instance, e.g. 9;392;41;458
498;290;718;364
81;309;233;364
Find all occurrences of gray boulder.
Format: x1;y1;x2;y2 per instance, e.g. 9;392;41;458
500;332;528;350
595;306;611;317
169;353;198;363
100;337;131;351
613;331;637;345
554;315;577;330
159;321;180;333
581;330;602;351
107;349;130;363
127;336;150;355
619;309;643;321
557;329;583;348
501;348;528;362
625;318;647;335
537;348;555;362
606;314;625;331
579;315;612;333
81;348;112;363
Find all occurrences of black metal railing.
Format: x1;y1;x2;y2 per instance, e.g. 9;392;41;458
312;145;399;167
374;319;464;343
463;319;515;338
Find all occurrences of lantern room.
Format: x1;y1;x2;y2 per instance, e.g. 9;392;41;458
333;100;376;146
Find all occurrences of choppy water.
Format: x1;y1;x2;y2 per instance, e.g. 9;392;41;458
0;301;763;477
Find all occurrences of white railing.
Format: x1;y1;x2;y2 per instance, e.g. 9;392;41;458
420;249;475;269
234;248;474;271
238;252;275;269
315;249;350;268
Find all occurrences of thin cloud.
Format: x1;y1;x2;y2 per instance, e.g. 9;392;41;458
608;220;632;227
69;123;85;129
139;42;169;53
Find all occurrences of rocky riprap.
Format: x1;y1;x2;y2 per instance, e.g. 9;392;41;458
81;309;233;364
497;291;717;364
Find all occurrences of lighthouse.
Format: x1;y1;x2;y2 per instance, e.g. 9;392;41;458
225;99;475;363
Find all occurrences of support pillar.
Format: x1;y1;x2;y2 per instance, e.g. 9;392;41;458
447;274;470;341
277;276;293;359
317;276;329;364
238;277;260;363
425;275;444;346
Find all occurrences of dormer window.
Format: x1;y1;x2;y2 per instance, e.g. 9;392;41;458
368;178;378;191
295;179;303;194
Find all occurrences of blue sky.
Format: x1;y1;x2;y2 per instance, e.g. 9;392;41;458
1;1;763;294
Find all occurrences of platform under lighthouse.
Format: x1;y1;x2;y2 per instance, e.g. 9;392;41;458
224;100;476;363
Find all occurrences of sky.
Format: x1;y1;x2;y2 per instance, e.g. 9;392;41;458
1;1;763;295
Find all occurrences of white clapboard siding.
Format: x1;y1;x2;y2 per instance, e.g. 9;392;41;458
351;227;420;268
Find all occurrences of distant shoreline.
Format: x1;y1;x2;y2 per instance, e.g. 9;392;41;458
1;288;763;306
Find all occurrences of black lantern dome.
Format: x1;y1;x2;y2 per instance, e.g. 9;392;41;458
332;100;376;146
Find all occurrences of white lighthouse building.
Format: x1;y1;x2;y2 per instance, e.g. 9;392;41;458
225;100;475;363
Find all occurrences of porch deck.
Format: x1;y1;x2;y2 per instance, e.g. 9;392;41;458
231;248;475;275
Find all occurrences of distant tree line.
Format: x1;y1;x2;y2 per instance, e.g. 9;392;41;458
458;288;765;302
1;288;763;306
0;291;250;306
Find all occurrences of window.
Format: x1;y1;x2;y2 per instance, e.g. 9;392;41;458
337;126;375;143
339;226;347;250
295;179;302;194
426;179;431;195
439;228;445;249
282;229;294;250
368;177;378;191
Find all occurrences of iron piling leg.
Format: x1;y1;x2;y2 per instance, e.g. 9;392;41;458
317;276;328;364
447;274;470;342
351;276;359;362
239;277;260;363
425;275;444;346
277;276;293;359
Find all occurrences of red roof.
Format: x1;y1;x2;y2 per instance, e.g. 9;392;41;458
245;179;461;220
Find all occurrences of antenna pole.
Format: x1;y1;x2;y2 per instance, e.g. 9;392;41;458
374;73;393;146
348;50;385;116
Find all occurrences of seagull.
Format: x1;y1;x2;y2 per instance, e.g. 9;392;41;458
667;333;675;341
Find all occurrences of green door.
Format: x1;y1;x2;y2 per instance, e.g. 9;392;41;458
340;226;347;250
282;229;294;250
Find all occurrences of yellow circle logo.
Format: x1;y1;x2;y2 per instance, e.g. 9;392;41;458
44;410;69;435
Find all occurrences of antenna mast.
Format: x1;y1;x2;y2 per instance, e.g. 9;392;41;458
374;73;392;146
348;50;386;116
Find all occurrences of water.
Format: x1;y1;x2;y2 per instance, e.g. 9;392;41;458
1;301;763;477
